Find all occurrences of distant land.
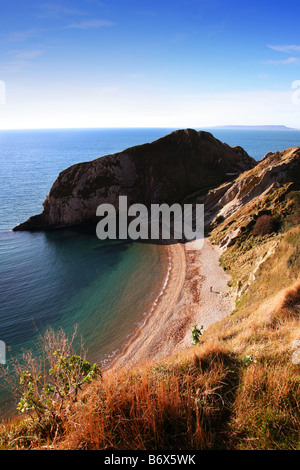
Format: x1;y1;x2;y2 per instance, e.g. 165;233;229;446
209;125;297;131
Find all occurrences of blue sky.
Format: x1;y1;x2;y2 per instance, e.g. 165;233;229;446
0;0;300;129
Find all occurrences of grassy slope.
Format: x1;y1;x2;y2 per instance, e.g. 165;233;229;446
1;190;299;451
56;225;299;450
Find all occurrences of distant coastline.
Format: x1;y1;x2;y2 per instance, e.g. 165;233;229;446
208;125;297;131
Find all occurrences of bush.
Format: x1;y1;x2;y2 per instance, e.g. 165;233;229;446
0;327;101;425
191;325;203;345
252;215;278;236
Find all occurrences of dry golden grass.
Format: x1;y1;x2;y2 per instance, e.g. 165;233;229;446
50;274;299;451
1;290;299;450
56;341;236;450
231;361;299;449
51;276;300;451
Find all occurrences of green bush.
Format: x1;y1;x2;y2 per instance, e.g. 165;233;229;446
191;325;203;345
1;327;101;424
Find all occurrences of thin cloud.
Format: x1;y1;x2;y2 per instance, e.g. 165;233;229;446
268;44;300;54
65;19;115;29
1;49;44;74
1;30;38;43
35;3;87;19
263;57;300;65
12;49;44;60
0;57;39;74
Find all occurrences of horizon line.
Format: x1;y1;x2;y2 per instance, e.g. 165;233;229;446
0;124;298;132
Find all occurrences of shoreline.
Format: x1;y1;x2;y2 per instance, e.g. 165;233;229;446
109;238;235;371
108;242;186;370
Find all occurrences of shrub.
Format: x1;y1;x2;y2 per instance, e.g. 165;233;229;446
252;215;278;236
0;327;101;428
191;325;203;345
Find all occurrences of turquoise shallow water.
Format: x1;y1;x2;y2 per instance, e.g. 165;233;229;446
0;127;299;415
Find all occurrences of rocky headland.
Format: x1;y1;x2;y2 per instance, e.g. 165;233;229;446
13;129;256;232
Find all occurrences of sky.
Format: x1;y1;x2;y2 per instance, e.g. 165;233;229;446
0;0;300;129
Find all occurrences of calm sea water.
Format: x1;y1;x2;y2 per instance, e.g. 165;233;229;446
0;127;299;414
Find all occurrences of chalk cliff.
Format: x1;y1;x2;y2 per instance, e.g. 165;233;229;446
200;146;300;231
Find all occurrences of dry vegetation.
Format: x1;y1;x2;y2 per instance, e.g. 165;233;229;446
0;188;299;451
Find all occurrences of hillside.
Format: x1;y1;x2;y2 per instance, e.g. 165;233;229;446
1;136;299;450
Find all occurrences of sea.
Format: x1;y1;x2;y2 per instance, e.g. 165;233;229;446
0;127;299;416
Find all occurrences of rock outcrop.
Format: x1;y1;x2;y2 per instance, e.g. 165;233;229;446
13;129;256;231
200;146;300;230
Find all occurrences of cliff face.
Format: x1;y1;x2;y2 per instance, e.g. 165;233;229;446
13;129;256;231
201;146;300;232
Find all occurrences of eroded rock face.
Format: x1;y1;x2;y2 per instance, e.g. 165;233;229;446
203;146;300;229
13;129;256;231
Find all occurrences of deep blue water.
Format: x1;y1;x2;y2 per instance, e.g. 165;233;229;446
0;127;299;415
